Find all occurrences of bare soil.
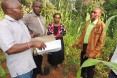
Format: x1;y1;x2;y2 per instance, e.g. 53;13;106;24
0;50;78;78
1;64;77;78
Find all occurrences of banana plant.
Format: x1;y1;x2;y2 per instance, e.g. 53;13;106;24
105;15;117;32
77;58;117;78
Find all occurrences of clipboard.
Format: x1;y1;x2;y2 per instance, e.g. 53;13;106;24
31;35;56;55
31;34;55;42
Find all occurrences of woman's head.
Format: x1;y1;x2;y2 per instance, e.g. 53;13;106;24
53;13;61;23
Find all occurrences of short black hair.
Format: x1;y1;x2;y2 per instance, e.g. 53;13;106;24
53;13;61;18
32;0;42;7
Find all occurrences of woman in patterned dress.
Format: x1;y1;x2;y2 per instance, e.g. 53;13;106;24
47;13;66;68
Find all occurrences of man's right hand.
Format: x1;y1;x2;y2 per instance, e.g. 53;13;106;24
6;41;46;54
30;41;46;50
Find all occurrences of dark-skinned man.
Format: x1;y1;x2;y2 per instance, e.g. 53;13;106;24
0;0;46;78
72;7;105;78
22;1;49;78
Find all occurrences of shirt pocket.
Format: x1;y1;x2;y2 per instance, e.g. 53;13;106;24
93;27;102;40
94;27;102;34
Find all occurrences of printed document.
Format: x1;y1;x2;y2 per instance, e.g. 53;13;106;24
36;40;61;55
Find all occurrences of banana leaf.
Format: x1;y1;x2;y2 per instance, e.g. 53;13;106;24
77;58;117;78
105;15;117;32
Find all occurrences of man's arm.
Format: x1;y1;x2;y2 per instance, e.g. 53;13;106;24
72;27;86;48
6;41;46;55
94;22;106;57
0;22;46;55
72;21;89;48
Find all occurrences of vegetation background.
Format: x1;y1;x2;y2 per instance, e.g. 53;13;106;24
0;0;117;78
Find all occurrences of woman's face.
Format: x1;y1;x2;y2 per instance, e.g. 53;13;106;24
54;14;61;23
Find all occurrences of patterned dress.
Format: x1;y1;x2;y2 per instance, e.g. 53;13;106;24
47;22;66;66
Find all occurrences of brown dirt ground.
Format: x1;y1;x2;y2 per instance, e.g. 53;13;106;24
0;50;78;78
1;64;77;78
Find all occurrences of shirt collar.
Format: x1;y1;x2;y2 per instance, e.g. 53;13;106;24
93;19;98;25
31;11;40;17
5;15;17;22
90;19;98;25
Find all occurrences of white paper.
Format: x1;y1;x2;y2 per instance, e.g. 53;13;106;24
36;40;61;55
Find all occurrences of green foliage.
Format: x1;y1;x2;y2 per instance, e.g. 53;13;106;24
101;37;117;60
75;0;105;21
0;50;6;78
107;17;117;38
19;0;32;7
95;63;109;78
103;0;117;39
104;0;117;14
0;5;4;20
77;58;117;78
0;55;6;63
105;15;117;32
0;66;6;78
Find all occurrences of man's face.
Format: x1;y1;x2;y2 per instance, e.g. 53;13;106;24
90;8;101;21
9;1;23;20
32;2;42;15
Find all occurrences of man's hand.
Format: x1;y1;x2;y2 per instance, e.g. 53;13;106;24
42;53;47;56
30;41;46;50
88;52;100;58
88;52;95;58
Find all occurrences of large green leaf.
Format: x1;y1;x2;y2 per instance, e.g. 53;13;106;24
105;15;117;32
86;13;90;22
77;58;117;78
81;59;100;68
0;66;6;78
